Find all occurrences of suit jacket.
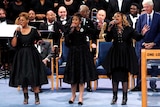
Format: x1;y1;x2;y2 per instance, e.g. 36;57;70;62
93;19;110;43
135;12;160;59
85;0;109;13
126;14;139;29
37;41;53;60
57;15;72;34
39;21;64;45
153;0;160;12
107;0;132;20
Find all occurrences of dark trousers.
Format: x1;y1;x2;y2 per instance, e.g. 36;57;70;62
136;63;160;89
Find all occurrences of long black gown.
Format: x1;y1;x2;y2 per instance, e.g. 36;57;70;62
102;26;143;82
63;27;98;84
9;28;48;87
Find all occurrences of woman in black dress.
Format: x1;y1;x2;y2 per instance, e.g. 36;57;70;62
102;12;149;105
9;12;48;105
63;13;98;105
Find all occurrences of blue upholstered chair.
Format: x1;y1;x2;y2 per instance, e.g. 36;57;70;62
55;38;69;90
94;39;113;90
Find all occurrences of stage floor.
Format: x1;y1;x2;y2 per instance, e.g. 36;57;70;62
0;76;160;107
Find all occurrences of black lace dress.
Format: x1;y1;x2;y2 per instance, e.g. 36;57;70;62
9;28;48;87
102;26;143;82
63;27;98;84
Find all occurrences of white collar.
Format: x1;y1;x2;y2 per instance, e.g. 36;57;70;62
60;17;67;21
147;10;154;19
47;21;54;25
0;21;7;25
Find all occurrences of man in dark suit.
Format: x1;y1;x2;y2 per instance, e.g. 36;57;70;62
35;40;53;75
30;40;53;92
133;0;160;12
39;10;64;47
57;6;71;36
132;0;160;92
107;0;132;20
126;3;140;29
0;8;14;73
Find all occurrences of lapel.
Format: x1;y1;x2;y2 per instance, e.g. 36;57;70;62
45;23;48;30
115;0;119;11
143;14;147;26
121;0;125;11
150;12;156;27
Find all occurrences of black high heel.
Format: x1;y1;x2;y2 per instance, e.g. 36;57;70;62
68;95;76;104
86;87;92;92
23;93;29;104
78;102;83;105
121;92;127;105
121;98;127;105
35;93;40;105
111;96;117;105
68;100;73;104
111;92;117;105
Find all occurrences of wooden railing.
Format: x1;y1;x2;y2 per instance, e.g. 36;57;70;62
141;49;160;107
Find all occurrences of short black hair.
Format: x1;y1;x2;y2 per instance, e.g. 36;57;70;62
72;12;82;21
131;3;140;10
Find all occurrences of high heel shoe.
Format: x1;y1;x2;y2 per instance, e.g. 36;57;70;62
121;98;127;105
78;97;83;105
121;92;127;105
111;92;118;105
111;96;117;105
23;93;29;104
78;102;83;105
35;93;40;105
86;87;92;92
68;95;76;104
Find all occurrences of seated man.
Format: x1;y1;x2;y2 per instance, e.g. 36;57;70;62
147;60;160;92
30;39;54;92
35;39;55;75
39;10;64;46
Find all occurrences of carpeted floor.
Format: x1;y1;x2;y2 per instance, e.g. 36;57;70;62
0;76;160;107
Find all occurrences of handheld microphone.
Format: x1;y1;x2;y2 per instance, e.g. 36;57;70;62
108;20;116;27
69;26;75;34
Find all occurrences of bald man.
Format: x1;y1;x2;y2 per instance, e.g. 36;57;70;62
57;6;71;34
93;9;110;41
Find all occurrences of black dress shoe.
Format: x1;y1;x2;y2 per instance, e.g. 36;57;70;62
130;86;141;91
86;87;92;92
78;102;83;105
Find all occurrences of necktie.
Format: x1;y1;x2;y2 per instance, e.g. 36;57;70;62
148;15;151;26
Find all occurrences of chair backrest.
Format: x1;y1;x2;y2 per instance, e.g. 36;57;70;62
96;39;112;65
42;39;53;46
59;38;69;62
59;39;91;61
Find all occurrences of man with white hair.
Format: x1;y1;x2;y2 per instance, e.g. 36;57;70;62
131;0;160;92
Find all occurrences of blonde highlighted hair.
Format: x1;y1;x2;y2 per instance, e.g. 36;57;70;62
19;12;29;20
112;12;130;27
